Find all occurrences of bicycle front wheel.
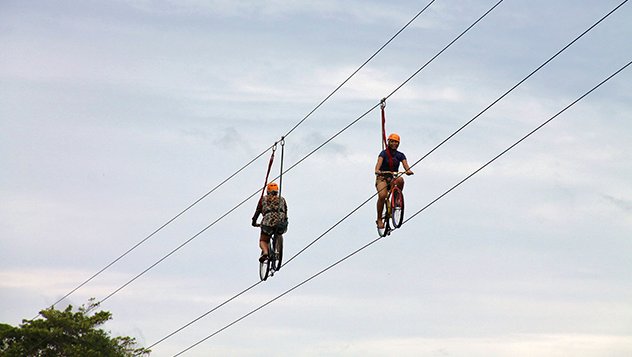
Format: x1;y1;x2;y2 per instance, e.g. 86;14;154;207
273;235;284;271
259;247;271;281
377;200;391;237
390;187;405;228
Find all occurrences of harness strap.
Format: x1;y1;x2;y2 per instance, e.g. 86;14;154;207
259;143;277;203
277;137;285;218
278;137;285;199
380;98;395;171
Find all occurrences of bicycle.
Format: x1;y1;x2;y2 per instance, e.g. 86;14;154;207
254;223;284;281
376;171;406;237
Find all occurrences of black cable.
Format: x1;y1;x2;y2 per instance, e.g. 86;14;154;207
149;0;631;346
172;235;383;357
172;58;632;357
404;60;632;225
384;0;504;101
34;145;274;319
146;281;263;350
282;0;513;266
140;0;526;348
403;0;630;170
283;0;437;138
35;0;438;317
28;0;626;353
93;0;499;307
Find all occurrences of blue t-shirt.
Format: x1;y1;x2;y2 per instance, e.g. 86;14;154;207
379;149;406;172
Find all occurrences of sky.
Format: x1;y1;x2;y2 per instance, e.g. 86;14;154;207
1;0;631;356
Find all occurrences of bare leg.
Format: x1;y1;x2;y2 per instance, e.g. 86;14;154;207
376;179;388;228
259;231;270;256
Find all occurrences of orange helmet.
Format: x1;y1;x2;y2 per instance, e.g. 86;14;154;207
266;182;279;193
388;133;400;142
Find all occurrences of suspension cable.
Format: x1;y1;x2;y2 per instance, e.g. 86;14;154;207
404;59;632;225
403;0;630;170
33;144;274;320
283;0;437;138
171;58;632;357
145;2;630;345
91;0;506;315
34;1;438;316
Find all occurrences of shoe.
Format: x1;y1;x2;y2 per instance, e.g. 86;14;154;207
259;254;268;263
376;219;385;229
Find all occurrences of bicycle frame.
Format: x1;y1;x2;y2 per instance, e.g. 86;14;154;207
256;223;284;281
377;171;405;236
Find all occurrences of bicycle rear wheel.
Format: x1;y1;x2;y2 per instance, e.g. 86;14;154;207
259;259;270;281
273;235;283;271
377;199;391;237
259;242;271;281
390;187;404;228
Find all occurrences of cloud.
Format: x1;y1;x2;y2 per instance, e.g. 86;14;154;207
306;334;632;357
602;194;632;212
123;0;428;25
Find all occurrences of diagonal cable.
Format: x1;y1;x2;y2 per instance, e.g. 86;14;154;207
35;145;273;319
172;58;632;357
283;0;437;137
140;0;523;348
92;0;501;308
147;0;630;345
37;0;438;316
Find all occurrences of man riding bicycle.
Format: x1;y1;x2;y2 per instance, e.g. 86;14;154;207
375;133;413;229
252;182;288;262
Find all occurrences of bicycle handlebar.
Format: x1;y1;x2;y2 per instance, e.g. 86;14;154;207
375;171;408;176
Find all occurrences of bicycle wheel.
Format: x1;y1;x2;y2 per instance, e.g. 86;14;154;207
377;198;391;237
259;242;271;281
273;235;283;271
390;187;405;228
259;259;270;281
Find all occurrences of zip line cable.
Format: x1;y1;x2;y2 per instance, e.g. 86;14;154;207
383;0;504;102
147;281;262;350
285;0;630;267
405;60;632;226
145;0;629;346
404;0;630;169
147;195;375;351
172;58;632;357
282;0;437;138
34;0;438;317
28;0;625;352
34;145;274;319
90;0;503;309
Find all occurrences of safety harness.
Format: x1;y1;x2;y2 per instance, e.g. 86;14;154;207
380;98;395;172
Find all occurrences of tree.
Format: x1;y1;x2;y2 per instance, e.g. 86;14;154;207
0;299;150;356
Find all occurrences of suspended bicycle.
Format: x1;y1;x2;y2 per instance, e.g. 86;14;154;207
254;223;284;281
376;171;406;237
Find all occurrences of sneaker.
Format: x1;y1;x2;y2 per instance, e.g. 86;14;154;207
259;254;268;263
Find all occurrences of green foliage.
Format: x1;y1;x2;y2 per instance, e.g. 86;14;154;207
0;299;150;357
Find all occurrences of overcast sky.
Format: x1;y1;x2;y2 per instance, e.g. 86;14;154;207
1;0;631;356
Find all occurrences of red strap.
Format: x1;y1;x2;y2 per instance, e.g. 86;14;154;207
259;145;276;202
380;99;395;171
380;99;387;150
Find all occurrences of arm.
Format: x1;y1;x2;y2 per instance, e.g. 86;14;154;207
401;159;414;175
375;156;384;174
252;197;263;226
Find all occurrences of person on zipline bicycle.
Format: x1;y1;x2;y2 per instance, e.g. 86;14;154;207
375;133;413;229
252;182;288;262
